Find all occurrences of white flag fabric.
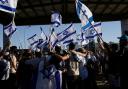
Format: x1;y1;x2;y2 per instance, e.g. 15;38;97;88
57;23;76;42
76;0;94;31
0;0;18;13
51;11;62;27
40;27;47;41
27;34;39;49
36;27;48;49
4;21;16;37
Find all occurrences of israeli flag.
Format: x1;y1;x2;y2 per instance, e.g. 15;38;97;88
76;0;94;31
36;39;48;49
85;22;102;39
57;23;76;42
36;27;48;49
50;28;58;49
27;34;39;48
0;0;18;13
51;11;62;27
4;21;16;37
40;27;48;41
76;33;89;45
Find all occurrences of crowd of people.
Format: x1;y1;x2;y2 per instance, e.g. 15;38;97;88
0;31;128;89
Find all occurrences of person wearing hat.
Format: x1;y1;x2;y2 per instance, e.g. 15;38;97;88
119;31;128;89
119;32;128;53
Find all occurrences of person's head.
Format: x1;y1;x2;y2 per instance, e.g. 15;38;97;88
77;48;87;53
119;34;128;50
43;46;50;55
35;51;42;58
55;45;61;53
124;31;128;36
10;46;17;54
68;42;76;50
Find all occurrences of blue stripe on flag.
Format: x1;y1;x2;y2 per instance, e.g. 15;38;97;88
89;22;101;29
4;23;12;29
86;33;102;39
0;5;16;12
27;34;37;40
8;28;16;37
51;21;61;27
76;0;82;17
81;16;94;30
30;41;39;46
63;39;73;44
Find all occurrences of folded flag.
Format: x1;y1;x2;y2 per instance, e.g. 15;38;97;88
51;11;62;27
57;23;76;42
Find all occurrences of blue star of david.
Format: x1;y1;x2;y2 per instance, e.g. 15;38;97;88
90;29;95;35
0;0;8;4
8;27;12;33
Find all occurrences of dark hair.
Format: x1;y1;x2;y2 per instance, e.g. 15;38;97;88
125;31;128;36
55;45;61;52
35;52;42;58
69;42;75;50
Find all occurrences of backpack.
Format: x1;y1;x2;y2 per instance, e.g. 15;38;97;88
67;51;80;76
0;59;10;80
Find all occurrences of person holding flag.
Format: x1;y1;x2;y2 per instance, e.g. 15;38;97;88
76;0;103;43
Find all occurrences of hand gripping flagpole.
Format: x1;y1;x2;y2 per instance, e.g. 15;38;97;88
76;0;104;43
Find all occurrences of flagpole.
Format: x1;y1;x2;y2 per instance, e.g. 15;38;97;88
76;0;104;43
80;28;83;47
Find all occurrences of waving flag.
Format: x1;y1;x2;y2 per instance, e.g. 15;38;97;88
49;28;58;49
36;39;48;49
40;27;47;41
76;0;94;31
84;22;102;39
27;34;39;48
36;27;48;48
0;0;18;13
51;11;62;27
57;23;76;42
4;21;16;37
